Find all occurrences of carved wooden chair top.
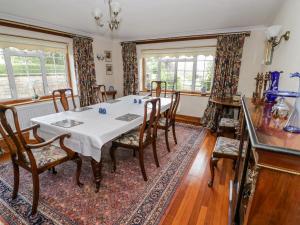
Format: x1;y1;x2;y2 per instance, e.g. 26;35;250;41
93;85;108;103
52;88;76;113
150;81;167;98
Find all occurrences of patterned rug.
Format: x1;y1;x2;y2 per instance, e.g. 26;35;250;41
0;124;206;225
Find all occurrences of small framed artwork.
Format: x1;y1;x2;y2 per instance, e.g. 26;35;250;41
104;51;112;62
106;64;113;75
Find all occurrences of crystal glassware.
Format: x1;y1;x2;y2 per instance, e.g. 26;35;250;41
283;73;300;133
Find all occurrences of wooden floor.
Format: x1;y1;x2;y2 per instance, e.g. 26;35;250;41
160;130;234;225
0;130;233;225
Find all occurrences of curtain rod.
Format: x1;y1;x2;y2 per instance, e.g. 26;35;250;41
0;19;92;40
128;31;251;45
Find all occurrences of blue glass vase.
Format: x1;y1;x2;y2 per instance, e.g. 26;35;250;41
266;71;281;103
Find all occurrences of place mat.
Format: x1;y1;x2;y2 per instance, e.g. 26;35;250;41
115;113;141;122
106;99;121;104
72;107;93;112
51;119;83;128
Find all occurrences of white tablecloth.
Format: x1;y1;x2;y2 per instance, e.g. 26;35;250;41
30;95;171;162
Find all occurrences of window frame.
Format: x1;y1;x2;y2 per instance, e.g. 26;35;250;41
141;48;215;94
0;46;73;105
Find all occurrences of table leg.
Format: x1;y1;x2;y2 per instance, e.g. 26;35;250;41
91;159;102;193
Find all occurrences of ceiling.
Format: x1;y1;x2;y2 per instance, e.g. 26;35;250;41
0;0;284;40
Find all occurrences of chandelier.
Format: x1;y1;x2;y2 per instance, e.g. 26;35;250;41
93;0;121;31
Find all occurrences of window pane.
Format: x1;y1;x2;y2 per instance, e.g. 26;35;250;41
11;56;44;98
177;61;193;91
160;61;176;90
0;50;12;99
195;54;214;92
145;57;159;90
45;52;68;93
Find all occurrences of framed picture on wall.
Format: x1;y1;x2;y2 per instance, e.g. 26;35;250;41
106;64;113;75
105;51;112;62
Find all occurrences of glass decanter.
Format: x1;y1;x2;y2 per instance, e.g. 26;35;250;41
283;73;300;133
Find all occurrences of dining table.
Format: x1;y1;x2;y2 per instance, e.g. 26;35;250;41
30;95;172;192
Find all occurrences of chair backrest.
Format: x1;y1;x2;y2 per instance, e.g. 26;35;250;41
94;85;107;103
0;105;30;164
167;91;180;122
52;88;76;112
150;81;167;97
139;98;161;146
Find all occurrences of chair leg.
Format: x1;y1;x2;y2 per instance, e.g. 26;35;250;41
110;144;117;172
12;163;19;199
133;149;136;157
138;149;147;181
52;167;57;174
172;123;177;144
31;172;40;215
165;128;171;152
74;156;83;187
208;157;219;187
152;140;160;167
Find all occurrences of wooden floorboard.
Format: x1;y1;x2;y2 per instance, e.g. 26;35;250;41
160;131;234;225
0;130;234;225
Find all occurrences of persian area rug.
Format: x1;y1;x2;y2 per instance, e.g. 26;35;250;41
0;124;207;225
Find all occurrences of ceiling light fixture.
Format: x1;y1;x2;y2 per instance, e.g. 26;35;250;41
93;0;121;31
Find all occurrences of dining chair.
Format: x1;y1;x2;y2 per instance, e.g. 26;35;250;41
208;108;245;187
0;104;83;215
110;98;161;181
150;81;167;97
157;91;180;152
52;88;76;113
93;85;108;103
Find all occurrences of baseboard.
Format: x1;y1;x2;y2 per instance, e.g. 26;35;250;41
175;114;201;126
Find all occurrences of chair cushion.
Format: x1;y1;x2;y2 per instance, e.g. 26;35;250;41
25;145;68;168
213;136;240;156
219;118;239;128
158;117;167;126
113;129;147;146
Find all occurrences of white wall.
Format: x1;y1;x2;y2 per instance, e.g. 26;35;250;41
265;0;300;94
92;36;123;97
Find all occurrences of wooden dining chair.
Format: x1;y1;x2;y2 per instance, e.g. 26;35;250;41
52;88;76;112
0;104;83;215
93;85;108;103
208;108;245;187
150;81;167;97
110;98;161;181
157;91;180;152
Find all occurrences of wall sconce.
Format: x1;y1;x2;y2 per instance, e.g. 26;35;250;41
96;54;105;61
265;25;290;65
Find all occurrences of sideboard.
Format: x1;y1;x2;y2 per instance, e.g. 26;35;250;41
232;97;300;225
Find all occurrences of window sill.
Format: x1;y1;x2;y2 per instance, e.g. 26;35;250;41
1;95;78;107
140;90;211;97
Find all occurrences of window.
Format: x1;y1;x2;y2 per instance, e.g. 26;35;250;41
0;35;70;101
143;47;215;93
